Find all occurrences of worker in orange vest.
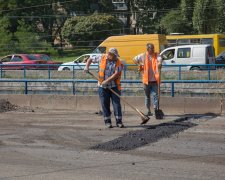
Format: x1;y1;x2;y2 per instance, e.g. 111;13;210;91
133;43;162;116
84;48;124;128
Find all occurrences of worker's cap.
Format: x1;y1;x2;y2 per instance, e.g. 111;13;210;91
108;48;120;57
146;43;154;50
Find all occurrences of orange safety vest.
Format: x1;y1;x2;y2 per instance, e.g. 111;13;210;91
143;52;160;84
98;55;123;90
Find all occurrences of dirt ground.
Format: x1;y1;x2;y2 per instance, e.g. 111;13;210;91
0;107;225;180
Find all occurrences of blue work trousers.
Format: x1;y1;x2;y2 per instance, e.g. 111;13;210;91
98;87;122;125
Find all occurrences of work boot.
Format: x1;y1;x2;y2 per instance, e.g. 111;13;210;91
117;123;125;128
146;111;153;116
105;123;113;128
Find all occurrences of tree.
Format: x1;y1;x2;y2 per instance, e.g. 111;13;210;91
160;10;191;34
192;0;217;34
62;14;123;46
180;0;195;22
215;0;225;33
130;0;181;34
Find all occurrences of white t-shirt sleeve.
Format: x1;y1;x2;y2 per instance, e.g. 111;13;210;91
133;53;144;64
90;54;103;63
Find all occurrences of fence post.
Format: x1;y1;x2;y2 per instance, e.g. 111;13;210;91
24;81;28;94
208;65;211;80
171;82;175;97
124;65;127;79
23;66;26;78
0;65;2;78
178;66;181;80
72;81;76;95
73;66;75;79
48;65;51;79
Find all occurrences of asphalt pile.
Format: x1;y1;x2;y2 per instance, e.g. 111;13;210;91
0;99;17;113
92;119;196;151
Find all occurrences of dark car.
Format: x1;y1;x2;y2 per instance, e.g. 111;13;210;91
0;54;47;70
215;51;225;68
33;54;62;70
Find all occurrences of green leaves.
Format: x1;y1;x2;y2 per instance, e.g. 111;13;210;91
62;14;122;46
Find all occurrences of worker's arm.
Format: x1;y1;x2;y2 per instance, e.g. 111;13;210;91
157;55;163;69
83;58;92;73
133;54;144;72
101;64;123;86
133;54;144;65
83;55;101;73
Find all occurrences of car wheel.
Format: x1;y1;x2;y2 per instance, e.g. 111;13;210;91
190;66;201;71
63;67;70;71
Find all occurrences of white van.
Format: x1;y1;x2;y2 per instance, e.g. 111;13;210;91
160;44;215;70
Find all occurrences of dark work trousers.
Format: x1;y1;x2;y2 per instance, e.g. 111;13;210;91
98;86;122;125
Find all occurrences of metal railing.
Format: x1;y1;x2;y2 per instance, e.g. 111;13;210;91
0;63;225;97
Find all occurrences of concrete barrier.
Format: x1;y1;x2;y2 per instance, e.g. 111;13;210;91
0;94;223;115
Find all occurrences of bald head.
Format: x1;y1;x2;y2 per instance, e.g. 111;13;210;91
146;43;155;55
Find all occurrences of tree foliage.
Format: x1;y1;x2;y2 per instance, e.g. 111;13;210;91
62;14;122;46
160;10;191;34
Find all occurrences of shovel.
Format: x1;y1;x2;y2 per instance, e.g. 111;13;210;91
155;67;164;119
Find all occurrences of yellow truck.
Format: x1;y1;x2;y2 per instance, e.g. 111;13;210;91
93;34;167;64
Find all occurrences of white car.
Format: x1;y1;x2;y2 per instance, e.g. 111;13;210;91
58;54;101;71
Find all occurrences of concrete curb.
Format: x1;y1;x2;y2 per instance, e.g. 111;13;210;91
0;94;223;115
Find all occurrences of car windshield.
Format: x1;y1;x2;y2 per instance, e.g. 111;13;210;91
92;47;106;54
217;51;225;58
74;55;90;63
25;55;40;60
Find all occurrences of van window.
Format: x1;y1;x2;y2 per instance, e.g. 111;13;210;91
177;39;190;45
190;39;201;44
167;39;177;46
161;49;175;60
177;48;191;58
219;38;225;47
201;38;213;45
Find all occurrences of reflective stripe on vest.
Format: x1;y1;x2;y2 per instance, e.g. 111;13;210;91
98;54;123;90
143;52;160;84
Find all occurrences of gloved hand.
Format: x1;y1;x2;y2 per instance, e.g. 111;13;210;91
98;80;108;89
158;63;162;69
138;65;144;72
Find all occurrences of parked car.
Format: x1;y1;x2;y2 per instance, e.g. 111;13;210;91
33;54;62;69
0;54;47;70
160;44;215;71
58;54;100;71
215;51;225;68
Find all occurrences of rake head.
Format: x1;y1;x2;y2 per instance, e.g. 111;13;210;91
140;112;150;125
